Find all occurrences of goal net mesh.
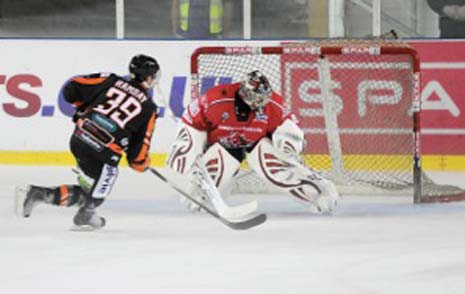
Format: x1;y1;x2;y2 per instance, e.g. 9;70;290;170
191;41;465;203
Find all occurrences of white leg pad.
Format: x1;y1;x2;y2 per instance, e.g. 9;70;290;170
247;138;339;213
166;123;207;175
168;140;242;214
201;143;241;194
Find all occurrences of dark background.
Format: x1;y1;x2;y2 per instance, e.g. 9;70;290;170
0;0;309;38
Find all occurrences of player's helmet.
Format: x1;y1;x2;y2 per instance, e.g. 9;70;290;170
238;70;272;110
129;54;160;84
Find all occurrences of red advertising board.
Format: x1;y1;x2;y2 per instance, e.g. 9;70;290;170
410;41;465;155
283;52;414;155
283;40;465;156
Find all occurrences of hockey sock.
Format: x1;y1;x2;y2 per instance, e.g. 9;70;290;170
51;185;85;207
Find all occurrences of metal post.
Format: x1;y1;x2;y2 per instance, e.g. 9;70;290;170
318;57;346;185
243;0;251;39
372;0;381;37
116;0;125;39
328;0;345;37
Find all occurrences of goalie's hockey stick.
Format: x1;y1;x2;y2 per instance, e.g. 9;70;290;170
150;168;267;230
192;160;259;219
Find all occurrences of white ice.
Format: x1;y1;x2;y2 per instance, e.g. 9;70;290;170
1;166;465;294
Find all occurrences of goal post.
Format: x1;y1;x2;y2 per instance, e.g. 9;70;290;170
190;40;465;204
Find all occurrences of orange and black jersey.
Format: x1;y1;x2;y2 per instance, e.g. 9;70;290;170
63;72;157;171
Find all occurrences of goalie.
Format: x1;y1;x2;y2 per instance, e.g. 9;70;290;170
167;70;339;214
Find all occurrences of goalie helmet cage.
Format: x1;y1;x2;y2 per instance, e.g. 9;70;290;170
190;40;465;204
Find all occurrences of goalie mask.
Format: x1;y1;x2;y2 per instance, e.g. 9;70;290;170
129;54;161;88
238;70;272;110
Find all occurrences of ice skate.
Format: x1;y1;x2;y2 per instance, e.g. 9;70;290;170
72;203;106;231
15;185;51;218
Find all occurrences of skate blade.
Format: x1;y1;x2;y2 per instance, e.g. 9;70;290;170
14;186;28;218
70;225;103;232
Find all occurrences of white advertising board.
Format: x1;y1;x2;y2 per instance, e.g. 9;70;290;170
0;39;280;152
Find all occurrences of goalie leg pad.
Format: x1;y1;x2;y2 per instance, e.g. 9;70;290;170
247;138;339;213
180;143;241;213
185;142;241;196
200;143;241;193
166;123;207;175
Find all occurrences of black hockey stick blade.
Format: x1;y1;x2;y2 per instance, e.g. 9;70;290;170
225;212;267;230
150;168;267;230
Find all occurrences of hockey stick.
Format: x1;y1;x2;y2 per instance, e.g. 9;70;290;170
192;160;259;219
152;84;179;123
150;168;267;230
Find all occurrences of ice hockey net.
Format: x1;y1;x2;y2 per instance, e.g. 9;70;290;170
190;40;465;203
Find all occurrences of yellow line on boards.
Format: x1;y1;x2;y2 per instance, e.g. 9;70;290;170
0;151;465;171
0;151;167;167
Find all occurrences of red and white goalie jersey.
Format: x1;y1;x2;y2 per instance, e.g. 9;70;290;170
182;82;296;160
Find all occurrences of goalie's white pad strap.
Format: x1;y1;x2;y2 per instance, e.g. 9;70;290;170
200;143;240;191
166;123;207;174
272;119;305;156
247;138;339;210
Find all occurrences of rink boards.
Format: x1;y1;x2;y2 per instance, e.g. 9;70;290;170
0;39;464;170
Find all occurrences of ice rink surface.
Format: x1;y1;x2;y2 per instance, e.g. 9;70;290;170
1;166;465;294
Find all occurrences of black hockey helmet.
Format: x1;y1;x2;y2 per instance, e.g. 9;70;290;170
129;54;160;83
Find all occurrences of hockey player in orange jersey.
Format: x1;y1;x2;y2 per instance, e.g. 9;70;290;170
15;54;160;230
